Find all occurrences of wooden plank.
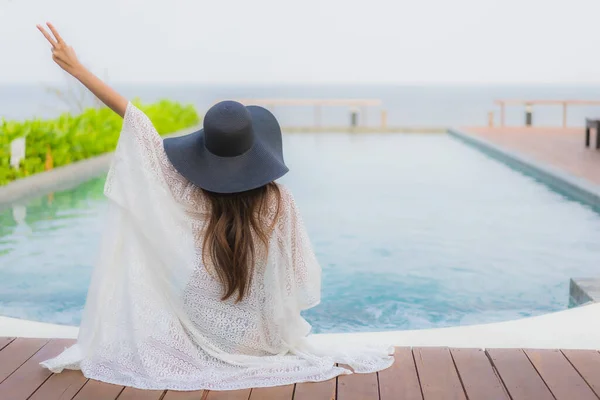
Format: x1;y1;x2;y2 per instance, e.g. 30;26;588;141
562;349;600;397
162;390;207;400
378;347;422;400
450;348;509;400
246;384;293;400
414;347;466;400
293;378;336;400
0;339;74;400
72;379;124;400
494;99;600;106
337;364;379;400
117;387;166;399
29;370;88;400
205;389;251;400
525;349;598;400
486;348;554;400
0;338;15;351
0;338;48;383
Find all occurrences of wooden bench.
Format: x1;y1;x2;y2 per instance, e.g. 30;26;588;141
585;118;600;148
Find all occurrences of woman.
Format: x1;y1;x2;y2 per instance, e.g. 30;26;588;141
37;23;394;391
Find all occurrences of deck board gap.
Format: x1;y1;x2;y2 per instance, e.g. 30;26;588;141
335;376;338;400
410;348;425;400
0;338;16;352
335;362;339;400
1;339;50;385
484;349;515;400
290;383;296;400
449;347;470;399
489;352;513;400
522;349;559;400
26;372;55;400
560;350;600;399
376;371;381;400
70;379;91;400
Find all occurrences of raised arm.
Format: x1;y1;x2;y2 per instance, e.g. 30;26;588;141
37;22;128;118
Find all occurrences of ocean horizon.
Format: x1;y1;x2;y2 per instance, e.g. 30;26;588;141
2;83;600;128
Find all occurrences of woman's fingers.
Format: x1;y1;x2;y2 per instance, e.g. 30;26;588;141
37;22;83;77
46;23;64;44
37;24;57;48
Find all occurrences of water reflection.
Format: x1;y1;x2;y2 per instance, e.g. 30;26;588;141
0;177;106;235
0;176;107;325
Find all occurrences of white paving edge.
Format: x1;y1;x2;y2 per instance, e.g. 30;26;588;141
2;302;599;349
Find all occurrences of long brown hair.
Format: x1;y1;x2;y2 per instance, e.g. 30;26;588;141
201;182;282;302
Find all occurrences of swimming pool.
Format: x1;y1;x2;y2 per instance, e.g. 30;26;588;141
1;134;600;334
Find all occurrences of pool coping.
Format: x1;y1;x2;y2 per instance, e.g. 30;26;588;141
447;128;600;209
0;125;200;210
570;278;600;304
2;301;600;349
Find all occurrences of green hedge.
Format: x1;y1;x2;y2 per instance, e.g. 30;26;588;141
0;99;200;186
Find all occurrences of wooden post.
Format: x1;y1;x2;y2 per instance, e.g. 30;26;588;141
488;112;494;127
380;110;388;128
350;108;358;127
45;144;54;171
500;102;506;127
562;102;567;128
525;103;533;127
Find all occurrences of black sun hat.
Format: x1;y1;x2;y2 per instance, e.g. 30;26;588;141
163;100;289;194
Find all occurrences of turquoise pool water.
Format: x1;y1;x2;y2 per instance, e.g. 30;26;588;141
1;134;600;334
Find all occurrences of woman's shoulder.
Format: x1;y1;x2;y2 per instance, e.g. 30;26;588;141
275;183;292;199
274;183;297;211
272;183;304;229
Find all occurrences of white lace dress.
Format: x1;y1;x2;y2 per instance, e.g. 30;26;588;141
40;103;394;391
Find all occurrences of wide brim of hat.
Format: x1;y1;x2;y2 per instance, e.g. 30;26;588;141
163;106;288;194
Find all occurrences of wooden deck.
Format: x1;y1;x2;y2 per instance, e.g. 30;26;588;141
460;126;600;186
2;338;600;399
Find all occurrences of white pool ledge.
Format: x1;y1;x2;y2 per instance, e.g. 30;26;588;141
2;302;599;349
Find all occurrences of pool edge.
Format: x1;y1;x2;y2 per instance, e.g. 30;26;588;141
3;302;600;349
447;128;600;209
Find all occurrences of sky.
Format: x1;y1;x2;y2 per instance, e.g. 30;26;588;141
0;0;599;84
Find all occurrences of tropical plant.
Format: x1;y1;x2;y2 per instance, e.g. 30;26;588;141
0;100;199;185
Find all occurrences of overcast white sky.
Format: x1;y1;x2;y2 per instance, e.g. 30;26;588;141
1;0;599;84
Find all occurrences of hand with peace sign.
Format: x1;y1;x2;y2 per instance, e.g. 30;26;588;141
36;22;128;117
37;22;83;78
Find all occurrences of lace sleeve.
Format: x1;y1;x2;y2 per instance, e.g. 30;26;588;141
277;186;322;310
120;102;189;195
